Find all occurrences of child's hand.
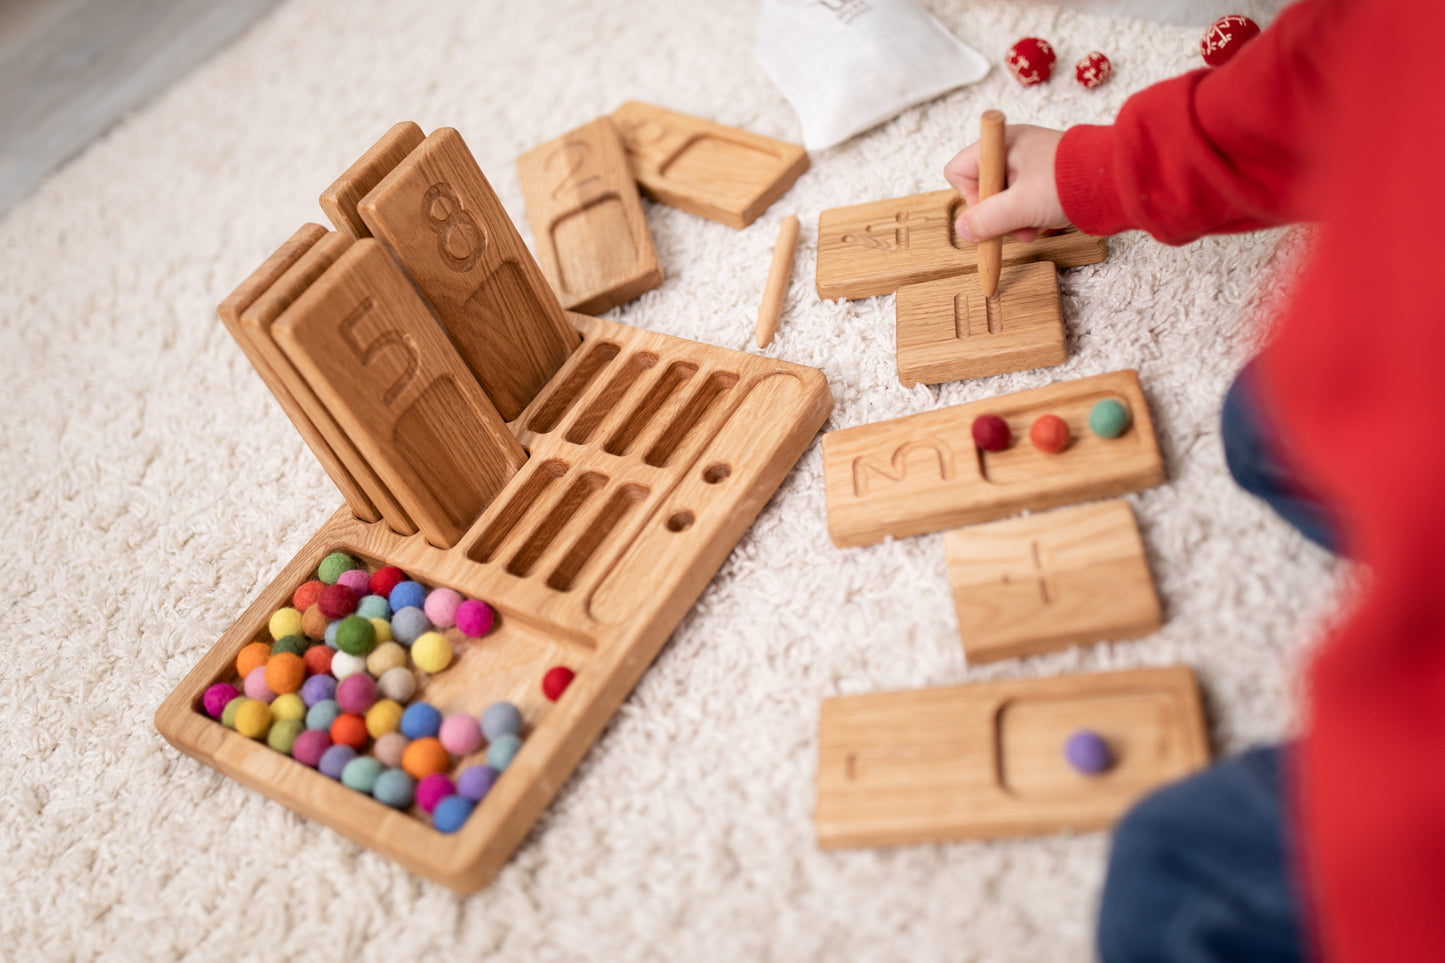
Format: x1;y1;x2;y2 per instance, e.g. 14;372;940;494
944;125;1069;244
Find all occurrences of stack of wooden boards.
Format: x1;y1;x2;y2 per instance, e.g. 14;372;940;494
156;110;826;893
811;191;1211;850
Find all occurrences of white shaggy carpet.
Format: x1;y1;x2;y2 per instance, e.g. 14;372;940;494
0;1;1335;960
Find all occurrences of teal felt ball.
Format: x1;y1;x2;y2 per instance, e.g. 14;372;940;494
341;756;384;793
1089;399;1131;439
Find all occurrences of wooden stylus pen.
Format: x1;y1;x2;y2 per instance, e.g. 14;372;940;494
978;109;1006;298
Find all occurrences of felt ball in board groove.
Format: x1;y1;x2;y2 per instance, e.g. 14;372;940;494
1007;37;1056;86
1075;51;1112;89
1200;15;1260;67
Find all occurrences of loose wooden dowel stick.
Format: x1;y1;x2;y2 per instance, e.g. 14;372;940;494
756;215;801;348
978;110;1006;299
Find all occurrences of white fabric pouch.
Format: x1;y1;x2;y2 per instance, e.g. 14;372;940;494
756;0;990;151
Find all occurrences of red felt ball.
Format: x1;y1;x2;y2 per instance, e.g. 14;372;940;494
1075;51;1113;89
1007;36;1056;86
330;712;370;750
1030;414;1071;454
971;414;1012;452
317;583;358;620
303;644;333;677
370;566;407;599
1200;15;1260;67
293;579;325;611
542;666;575;702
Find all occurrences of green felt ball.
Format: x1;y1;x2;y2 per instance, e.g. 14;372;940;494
267;718;305;755
1089;399;1131;439
271;634;307;657
220;696;246;729
318;552;357;585
341;756;384;793
335;616;377;657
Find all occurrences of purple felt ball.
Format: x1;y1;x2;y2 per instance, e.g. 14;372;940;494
1064;729;1112;775
335;673;378;715
416;773;457;814
456;765;499;803
439;714;482;757
203;683;240;719
423;588;463;629
300;673;337;708
318;744;357;779
244;666;276;702
292;730;332;768
454;599;494;638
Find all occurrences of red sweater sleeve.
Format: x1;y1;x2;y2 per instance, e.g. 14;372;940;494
1056;0;1340;243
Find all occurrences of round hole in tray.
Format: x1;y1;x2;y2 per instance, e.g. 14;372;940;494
666;511;695;532
702;463;731;484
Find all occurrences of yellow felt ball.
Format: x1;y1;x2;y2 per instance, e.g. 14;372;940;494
366;699;405;738
411;632;453;673
366;641;407;677
269;607;303;642
370;617;394;644
271;693;306;723
234;699;273;739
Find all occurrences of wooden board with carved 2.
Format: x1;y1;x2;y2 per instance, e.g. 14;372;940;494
815;666;1210;848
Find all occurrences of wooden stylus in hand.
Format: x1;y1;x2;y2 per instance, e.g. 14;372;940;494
978;109;1006;299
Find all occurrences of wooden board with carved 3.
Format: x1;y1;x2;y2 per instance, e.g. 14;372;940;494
815;666;1210;848
821;370;1163;548
944;499;1162;663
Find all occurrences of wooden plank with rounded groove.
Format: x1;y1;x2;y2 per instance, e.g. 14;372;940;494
319;121;425;239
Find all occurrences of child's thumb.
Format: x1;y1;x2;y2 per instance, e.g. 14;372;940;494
957;190;1032;242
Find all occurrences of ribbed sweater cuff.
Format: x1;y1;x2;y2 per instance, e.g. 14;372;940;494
1056;124;1131;236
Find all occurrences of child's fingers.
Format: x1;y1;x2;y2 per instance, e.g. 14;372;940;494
954;188;1038;242
943;142;982;203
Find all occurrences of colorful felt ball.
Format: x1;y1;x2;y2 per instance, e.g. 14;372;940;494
480;702;522;741
330;651;369;681
236;641;271;680
264;652;305;695
306;699;341;732
221;696;245;729
1030;414;1071;454
456;765;499;803
370;565;407;599
389;581;427;612
336;569;371;600
234;699;272;740
341;756;384;794
365;699;405;739
203;683;239;719
372;768;415;809
271;693;306;723
244;666;276;703
542;666;575;702
293;579;325;611
432;795;475;834
271;634;306;657
373;732;410;769
303;644;333;678
317;583;358;620
1089;398;1131;438
300;673;337;708
1064;729;1113;775
291;729;331;768
1006;36;1056;85
454;599;494;638
317;552;356;585
356;594;391;620
400;702;442;740
439;714;482;757
318;744;356;780
1200;14;1260;66
971;414;1011;453
1075;51;1112;88
402;737;452;780
423;588;463;629
330;713;370;750
366;641;407;677
377;666;417;703
335;615;377;657
411;632;453;673
391;607;431;646
336;673;378;714
486;733;523;771
267;718;304;755
301;605;329;641
269;607;303;642
416;773;457;814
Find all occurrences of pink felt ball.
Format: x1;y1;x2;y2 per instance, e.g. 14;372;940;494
454;599;494;638
1075;51;1112;88
423;588;463;629
1007;36;1056;86
335;673;378;715
415;773;457;814
291;729;332;768
439;714;483;757
336;569;371;599
244;666;276;702
203;683;240;719
1200;14;1260;66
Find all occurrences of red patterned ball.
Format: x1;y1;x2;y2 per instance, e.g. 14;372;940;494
1075;51;1113;89
1006;37;1056;86
1200;15;1260;67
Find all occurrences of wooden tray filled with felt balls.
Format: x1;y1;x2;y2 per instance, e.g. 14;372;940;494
155;122;832;892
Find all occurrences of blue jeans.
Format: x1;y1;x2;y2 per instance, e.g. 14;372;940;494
1097;359;1333;962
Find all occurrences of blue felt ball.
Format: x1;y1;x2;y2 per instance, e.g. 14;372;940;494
400;701;442;740
390;606;432;646
389;581;427;612
480;701;523;741
1064;729;1112;775
486;733;523;771
432;794;475;834
324;620;341;650
357;594;391;620
306;699;341;731
372;769;416;809
318;745;356;780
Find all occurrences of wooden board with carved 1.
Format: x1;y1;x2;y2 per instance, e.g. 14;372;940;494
815;666;1210;848
944;499;1162;663
896;261;1064;386
611;100;809;229
517;116;663;314
822;370;1163;547
157;308;834;893
815;189;1108;301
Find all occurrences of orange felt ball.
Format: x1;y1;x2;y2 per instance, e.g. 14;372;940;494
236;641;271;680
303;644;333;677
293;579;325;611
402;737;451;780
1030;414;1071;453
330;712;370;750
265;652;306;695
300;604;329;640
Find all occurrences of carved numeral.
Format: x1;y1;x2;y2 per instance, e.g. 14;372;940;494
546;140;601;200
422;182;485;272
339;297;420;406
851;438;955;496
